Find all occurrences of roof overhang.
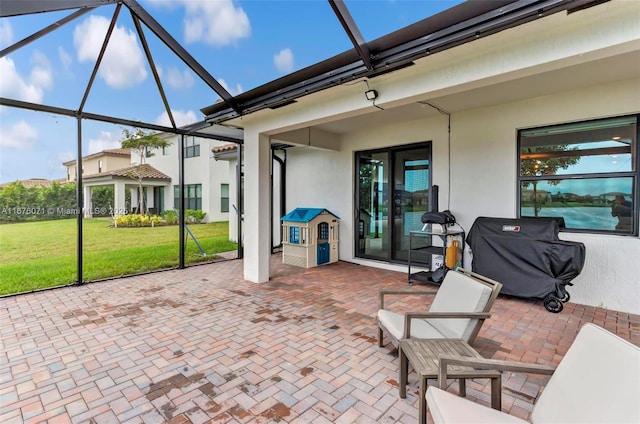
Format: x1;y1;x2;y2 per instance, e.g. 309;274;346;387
202;0;607;124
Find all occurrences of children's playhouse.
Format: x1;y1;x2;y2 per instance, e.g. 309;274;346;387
281;208;339;268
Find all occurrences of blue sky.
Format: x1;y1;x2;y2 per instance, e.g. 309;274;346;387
0;0;463;183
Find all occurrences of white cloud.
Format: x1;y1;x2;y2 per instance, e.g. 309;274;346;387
74;15;147;89
274;48;294;73
155;109;199;127
49;151;76;177
57;151;76;164
88;131;121;154
0;20;13;49
164;66;195;89
30;51;53;90
58;46;73;73
0;56;51;103
182;0;251;47
218;78;243;96
0;120;38;150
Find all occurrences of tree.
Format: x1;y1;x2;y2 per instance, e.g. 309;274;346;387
120;128;170;214
520;145;580;216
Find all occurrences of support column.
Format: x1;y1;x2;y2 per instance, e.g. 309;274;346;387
83;185;92;218
113;182;126;215
243;131;271;283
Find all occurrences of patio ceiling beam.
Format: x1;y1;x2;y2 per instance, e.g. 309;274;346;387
203;0;603;123
0;97;243;143
122;0;240;114
0;0;118;17
328;0;373;71
0;7;96;58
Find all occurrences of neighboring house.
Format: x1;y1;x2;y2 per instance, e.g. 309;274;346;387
145;134;232;223
202;1;640;314
69;138;231;222
211;144;242;240
82;164;171;217
212;142;284;246
63;148;131;182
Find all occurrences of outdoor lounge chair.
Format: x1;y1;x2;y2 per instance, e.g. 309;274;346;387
377;268;503;348
427;323;640;423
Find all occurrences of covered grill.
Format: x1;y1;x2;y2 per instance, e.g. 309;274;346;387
466;217;586;313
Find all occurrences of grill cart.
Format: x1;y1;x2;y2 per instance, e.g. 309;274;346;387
466;217;585;313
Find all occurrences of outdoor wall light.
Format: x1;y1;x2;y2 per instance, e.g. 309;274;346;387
365;89;378;101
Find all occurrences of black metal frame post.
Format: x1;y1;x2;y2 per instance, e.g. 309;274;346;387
178;134;185;268
236;143;243;258
75;117;83;285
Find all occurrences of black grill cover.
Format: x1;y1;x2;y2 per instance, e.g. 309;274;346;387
466;217;586;299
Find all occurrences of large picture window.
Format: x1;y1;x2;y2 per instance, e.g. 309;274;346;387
220;184;229;212
174;184;202;211
518;115;638;235
184;137;200;158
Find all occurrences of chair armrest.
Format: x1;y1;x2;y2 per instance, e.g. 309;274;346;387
404;312;491;339
437;355;556;389
378;288;438;309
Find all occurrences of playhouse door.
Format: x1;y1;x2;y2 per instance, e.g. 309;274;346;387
317;243;330;265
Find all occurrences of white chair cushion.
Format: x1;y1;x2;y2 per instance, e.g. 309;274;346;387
377;309;446;340
429;270;492;340
427;387;528;424
531;323;640;423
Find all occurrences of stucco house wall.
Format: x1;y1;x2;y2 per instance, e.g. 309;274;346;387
281;78;640;314
234;1;640;314
146;136;231;222
64;150;132;182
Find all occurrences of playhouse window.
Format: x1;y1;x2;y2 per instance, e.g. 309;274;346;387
289;226;300;244
318;222;329;240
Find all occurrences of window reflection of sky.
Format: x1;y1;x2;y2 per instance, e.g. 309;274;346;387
524;177;633;197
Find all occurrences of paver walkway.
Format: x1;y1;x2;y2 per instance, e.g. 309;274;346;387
2;256;639;423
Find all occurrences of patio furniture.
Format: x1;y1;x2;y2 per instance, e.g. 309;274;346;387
427;323;640;423
377;268;503;348
399;338;502;424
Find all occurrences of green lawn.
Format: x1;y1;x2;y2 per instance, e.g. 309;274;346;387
0;219;237;295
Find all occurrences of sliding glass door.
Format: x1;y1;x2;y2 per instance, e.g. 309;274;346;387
357;151;389;260
355;143;431;262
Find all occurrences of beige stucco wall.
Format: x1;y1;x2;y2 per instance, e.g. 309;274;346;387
145;136;231;222
65;155;131;182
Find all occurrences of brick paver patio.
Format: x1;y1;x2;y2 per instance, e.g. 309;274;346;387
2;255;639;423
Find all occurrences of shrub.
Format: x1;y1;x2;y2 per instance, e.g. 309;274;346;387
114;214;162;227
163;210;178;225
186;209;207;224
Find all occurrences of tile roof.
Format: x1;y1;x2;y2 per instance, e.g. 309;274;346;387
62;148;131;165
211;143;237;153
83;164;171;181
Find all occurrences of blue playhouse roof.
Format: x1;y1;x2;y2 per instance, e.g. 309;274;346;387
281;208;339;223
